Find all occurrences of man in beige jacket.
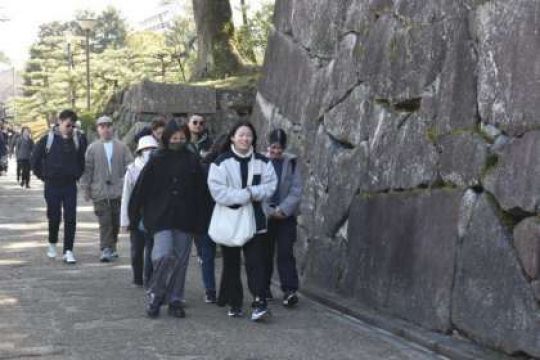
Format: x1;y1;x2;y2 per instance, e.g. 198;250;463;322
81;116;133;262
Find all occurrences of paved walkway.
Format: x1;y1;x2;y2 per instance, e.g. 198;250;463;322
0;159;447;360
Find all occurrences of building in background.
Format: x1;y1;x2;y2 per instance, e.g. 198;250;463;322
136;0;270;33
136;1;191;33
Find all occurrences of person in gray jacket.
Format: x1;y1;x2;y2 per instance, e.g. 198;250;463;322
262;129;303;307
80;116;133;262
16;127;34;188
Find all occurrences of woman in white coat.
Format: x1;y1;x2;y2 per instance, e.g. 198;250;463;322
207;121;277;321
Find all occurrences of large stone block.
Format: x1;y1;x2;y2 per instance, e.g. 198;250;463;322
452;194;540;357
484;131;540;214
366;105;438;191
288;0;349;60
122;80;216;114
346;189;464;331
477;0;540;136
438;133;487;188
301;235;349;294
347;2;477;134
258;31;324;127
301;124;368;237
513;217;540;280
323;84;371;148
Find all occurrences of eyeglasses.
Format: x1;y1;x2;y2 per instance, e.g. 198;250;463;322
191;121;205;126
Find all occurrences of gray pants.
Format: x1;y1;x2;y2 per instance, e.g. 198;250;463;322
93;198;121;251
149;230;193;304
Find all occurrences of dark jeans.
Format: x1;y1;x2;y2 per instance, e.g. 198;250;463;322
16;160;21;181
93;198;121;251
17;160;31;186
194;233;216;291
218;234;267;308
263;217;299;294
130;229;154;286
44;182;77;253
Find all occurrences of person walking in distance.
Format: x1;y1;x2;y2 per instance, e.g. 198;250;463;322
262;129;303;307
81;116;133;262
16;127;34;188
207;121;277;321
120;135;158;287
31;110;87;264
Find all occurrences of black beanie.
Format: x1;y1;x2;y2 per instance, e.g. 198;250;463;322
268;128;287;148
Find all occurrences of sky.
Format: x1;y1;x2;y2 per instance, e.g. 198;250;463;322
0;0;267;71
0;0;164;70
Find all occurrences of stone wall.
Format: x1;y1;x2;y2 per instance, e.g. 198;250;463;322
251;0;540;357
109;80;256;148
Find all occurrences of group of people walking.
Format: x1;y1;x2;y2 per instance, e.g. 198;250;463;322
30;109;303;322
0;120;35;187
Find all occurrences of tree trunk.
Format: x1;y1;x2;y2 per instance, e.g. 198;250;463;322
240;0;249;26
191;0;247;80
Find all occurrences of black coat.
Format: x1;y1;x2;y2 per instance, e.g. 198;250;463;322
128;147;206;235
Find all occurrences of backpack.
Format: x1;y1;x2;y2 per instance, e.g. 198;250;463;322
45;128;80;154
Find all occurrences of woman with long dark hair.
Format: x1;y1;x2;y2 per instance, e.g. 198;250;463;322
207;120;277;321
129;121;206;318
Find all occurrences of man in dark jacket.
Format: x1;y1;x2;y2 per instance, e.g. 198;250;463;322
31;109;87;264
186;113;217;303
187;114;212;158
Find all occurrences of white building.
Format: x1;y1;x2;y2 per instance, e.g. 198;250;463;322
137;1;191;33
137;0;272;33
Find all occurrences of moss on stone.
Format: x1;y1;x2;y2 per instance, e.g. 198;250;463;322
191;73;260;90
480;153;499;178
425;126;439;143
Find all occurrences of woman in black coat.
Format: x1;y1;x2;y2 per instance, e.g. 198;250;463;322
129;120;206;318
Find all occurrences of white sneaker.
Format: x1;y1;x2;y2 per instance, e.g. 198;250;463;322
47;244;57;259
63;250;77;264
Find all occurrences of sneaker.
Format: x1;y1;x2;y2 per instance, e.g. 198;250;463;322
228;306;243;317
111;250;119;259
63;250;77;264
145;293;161;318
251;303;271;322
204;290;217;304
100;248;113;262
168;302;186;318
47;244;57;259
283;292;299;307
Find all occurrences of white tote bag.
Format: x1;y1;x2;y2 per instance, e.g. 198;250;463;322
208;154;257;247
208;202;256;246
